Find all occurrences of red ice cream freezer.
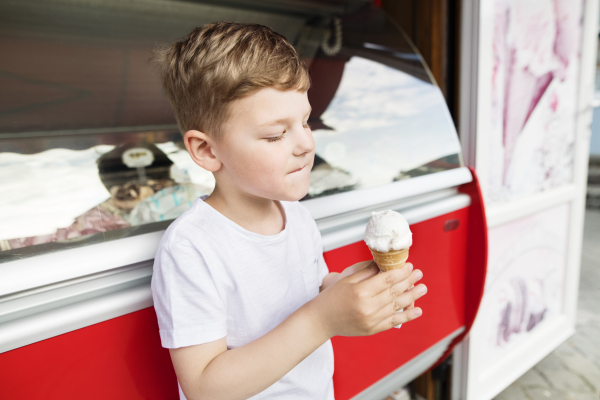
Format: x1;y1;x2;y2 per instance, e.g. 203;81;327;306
0;1;487;399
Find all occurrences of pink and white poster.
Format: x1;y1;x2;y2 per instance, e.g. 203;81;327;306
479;203;569;365
483;0;584;205
465;1;594;397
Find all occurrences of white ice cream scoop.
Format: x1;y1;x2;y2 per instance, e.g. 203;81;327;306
364;210;412;252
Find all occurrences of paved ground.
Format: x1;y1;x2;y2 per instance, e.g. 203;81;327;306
493;209;600;400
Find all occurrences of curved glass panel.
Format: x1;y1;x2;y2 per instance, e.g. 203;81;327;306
307;56;461;197
0;0;461;261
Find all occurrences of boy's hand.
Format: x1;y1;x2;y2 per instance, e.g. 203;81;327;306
319;262;375;292
338;261;371;280
310;261;425;338
340;262;417;309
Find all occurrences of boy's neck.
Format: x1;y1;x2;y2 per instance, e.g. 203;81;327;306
204;185;286;236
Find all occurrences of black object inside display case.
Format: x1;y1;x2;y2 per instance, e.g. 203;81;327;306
98;142;174;188
0;0;462;261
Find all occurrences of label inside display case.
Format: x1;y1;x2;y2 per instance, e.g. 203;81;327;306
122;148;154;169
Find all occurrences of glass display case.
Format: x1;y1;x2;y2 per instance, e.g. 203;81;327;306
0;0;463;261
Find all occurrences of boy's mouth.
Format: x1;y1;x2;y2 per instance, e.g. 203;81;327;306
288;164;308;174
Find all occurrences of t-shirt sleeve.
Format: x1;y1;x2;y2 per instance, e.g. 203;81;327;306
151;237;226;349
310;217;330;286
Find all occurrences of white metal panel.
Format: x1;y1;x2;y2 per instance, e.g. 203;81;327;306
0;231;163;297
0;262;152;324
485;184;578;228
0;282;152;354
302;167;472;220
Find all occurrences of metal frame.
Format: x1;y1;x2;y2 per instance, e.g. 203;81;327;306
457;0;480;170
452;0;481;396
303;167;472;220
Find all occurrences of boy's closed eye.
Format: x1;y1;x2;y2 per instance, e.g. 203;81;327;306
266;131;286;142
264;122;311;142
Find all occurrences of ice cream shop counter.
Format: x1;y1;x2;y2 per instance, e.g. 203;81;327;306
0;0;487;399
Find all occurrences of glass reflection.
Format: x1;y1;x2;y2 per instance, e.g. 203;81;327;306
307;56;461;198
0;0;462;260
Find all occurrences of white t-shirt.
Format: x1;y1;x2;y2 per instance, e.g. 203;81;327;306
151;198;335;399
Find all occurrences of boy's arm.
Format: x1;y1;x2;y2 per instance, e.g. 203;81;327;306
171;261;425;400
320;272;340;292
171;299;330;400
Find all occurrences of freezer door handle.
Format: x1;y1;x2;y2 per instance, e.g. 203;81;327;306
443;219;460;232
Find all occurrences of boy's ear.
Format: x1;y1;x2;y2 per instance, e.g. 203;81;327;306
183;130;222;172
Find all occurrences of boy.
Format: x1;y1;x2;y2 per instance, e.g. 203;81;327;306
151;22;426;400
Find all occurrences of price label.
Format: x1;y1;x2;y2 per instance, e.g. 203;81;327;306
122;148;154;168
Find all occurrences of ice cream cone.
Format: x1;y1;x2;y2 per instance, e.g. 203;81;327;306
369;247;409;272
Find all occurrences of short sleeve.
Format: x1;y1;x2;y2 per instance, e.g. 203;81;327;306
309;217;330;286
151;238;226;349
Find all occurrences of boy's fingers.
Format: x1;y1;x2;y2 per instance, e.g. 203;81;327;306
344;261;378;283
396;284;426;311
375;307;423;332
369;266;412;295
358;263;414;296
371;270;423;310
373;283;427;318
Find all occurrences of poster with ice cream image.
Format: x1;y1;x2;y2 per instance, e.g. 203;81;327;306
464;0;591;398
479;203;569;366
473;0;585;363
480;0;584;206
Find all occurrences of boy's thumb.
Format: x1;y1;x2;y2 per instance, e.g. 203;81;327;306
346;261;378;283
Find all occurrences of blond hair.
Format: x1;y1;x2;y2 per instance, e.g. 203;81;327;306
153;22;311;138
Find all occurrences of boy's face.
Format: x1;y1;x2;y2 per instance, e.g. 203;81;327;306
213;88;315;202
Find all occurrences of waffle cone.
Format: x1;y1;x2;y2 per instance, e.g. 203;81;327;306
369;248;409;272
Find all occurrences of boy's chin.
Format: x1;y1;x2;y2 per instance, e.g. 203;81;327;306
278;191;309;202
277;183;310;202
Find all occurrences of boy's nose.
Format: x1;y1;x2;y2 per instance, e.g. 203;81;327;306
293;126;315;156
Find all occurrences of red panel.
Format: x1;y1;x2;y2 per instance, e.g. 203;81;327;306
0;307;179;400
434;167;489;366
0;184;483;400
324;208;470;400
